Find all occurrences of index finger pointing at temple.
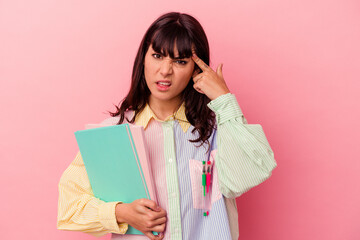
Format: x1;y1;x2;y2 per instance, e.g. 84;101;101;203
192;52;211;72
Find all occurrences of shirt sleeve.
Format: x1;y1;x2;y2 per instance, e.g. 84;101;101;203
57;151;128;236
207;93;277;199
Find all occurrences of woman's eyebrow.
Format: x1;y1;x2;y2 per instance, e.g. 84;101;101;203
173;56;189;59
153;50;188;59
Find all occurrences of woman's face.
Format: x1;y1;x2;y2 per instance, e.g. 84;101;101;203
144;44;195;104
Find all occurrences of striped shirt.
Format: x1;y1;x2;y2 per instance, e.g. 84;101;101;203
57;93;277;240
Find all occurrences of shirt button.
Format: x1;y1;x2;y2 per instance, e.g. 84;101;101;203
169;158;173;163
171;192;176;198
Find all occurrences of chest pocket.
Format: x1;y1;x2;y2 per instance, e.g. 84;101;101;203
188;150;222;210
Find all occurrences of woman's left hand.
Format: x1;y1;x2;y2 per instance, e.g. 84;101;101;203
191;52;230;100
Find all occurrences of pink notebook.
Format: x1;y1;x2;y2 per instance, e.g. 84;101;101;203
85;123;158;204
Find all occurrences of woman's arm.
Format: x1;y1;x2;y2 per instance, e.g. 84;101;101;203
57;151;128;236
208;93;277;199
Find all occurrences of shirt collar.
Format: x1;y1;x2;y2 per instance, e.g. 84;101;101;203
134;101;191;133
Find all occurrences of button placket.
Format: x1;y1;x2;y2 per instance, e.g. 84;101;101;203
162;121;182;240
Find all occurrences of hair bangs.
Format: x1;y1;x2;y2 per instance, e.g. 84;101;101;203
151;25;193;59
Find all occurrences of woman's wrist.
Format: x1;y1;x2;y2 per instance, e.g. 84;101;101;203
210;91;231;101
115;203;128;224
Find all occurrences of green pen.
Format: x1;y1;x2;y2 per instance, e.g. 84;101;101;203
202;161;206;196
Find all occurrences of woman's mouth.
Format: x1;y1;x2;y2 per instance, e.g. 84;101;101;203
156;81;171;91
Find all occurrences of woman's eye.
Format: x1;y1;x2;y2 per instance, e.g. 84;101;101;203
175;60;187;65
152;53;162;59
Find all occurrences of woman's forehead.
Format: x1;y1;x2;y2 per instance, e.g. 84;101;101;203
150;33;192;58
149;43;179;55
150;43;192;59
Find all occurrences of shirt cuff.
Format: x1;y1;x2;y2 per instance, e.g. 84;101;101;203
207;93;244;125
98;201;128;234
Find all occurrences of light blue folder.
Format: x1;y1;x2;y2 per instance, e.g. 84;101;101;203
74;123;152;235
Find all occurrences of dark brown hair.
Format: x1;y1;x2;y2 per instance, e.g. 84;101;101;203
108;12;216;146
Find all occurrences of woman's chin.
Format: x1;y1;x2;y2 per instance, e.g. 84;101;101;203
149;92;182;103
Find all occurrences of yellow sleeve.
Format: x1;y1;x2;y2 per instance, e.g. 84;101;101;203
57;151;128;236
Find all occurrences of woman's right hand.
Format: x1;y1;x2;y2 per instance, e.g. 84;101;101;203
115;199;166;240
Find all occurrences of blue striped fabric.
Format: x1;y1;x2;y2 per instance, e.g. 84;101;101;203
173;121;233;240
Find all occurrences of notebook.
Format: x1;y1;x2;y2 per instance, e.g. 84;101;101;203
74;123;157;235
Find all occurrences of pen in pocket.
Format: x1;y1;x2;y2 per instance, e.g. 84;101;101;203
203;160;212;216
202;161;206;197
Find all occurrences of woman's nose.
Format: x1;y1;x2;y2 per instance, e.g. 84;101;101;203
159;59;173;76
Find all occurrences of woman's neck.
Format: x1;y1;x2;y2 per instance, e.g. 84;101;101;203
148;95;182;121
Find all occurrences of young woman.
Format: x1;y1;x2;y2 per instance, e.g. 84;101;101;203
57;12;277;240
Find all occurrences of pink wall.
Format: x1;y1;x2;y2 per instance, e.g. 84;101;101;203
1;0;359;239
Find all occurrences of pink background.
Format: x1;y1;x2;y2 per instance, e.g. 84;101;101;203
1;0;359;239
